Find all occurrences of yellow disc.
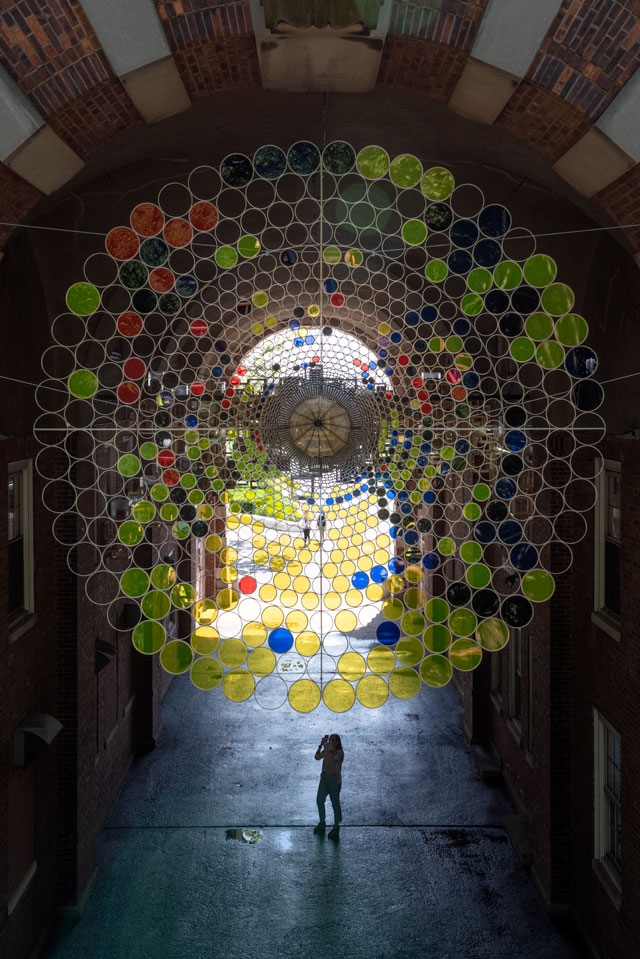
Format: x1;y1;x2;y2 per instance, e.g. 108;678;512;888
405;565;422;584
190;657;223;690
247;647;276;677
368;645;396;675
270;556;286;573
287;560;303;576
376;533;390;547
338;651;366;681
324;592;341;610
274;571;291;590
205;533;222;552
362;541;375;555
387;574;404;594
286;609;308;633
220;546;237;564
282;546;296;561
253;549;268;566
345;588;362;607
323;562;338;578
366;583;384;602
346;546;359;560
420;654;453;687
388;667;422;700
279;533;291;546
292;575;310;593
366;515;377;528
262;605;284;628
288;679;321;713
219;638;247;668
356;674;389;708
298;548;312;564
335;609;357;633
267;541;280;556
226;515;239;530
323;679;356;713
340;561;356;577
220;565;237;584
330;549;344;564
193;599;217;625
333;575;350;594
354;521;366;534
396;637;424;666
217;588;238;611
242;621;267;648
374;548;390;565
191;625;220;655
259;583;277;602
404;587;426;609
252;534;266;548
301;592;319;610
222;669;255;702
280;589;298;607
296;631;320;656
382;598;404;620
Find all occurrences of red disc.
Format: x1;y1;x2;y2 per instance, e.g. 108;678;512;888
239;576;257;594
353;358;361;367
164;218;193;248
451;385;467;401
221;399;231;409
330;293;345;307
398;354;410;366
189;201;219;232
158;450;175;467
417;389;429;401
149;267;174;292
446;369;461;384
190;319;207;337
117;382;139;404
163;469;179;486
191;382;204;396
131;203;164;237
230;376;240;386
117;311;143;337
225;387;235;398
123;358;146;380
106;226;139;260
237;365;247;375
412;377;424;388
421;402;432;414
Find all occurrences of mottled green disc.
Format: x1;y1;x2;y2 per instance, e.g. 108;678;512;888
510;337;535;362
425;259;448;282
132;621;165;655
448;608;477;637
150;564;176;589
68;369;98;398
555;313;588;346
425;598;449;623
525;312;554;341
160;503;178;521
493;261;522;290
523;254;557;288
356;145;390;180
160;640;193;674
423;625;451;654
420;654;452;687
536;341;564;369
215;246;238;268
541;283;574;316
389;667;421;700
190;657;223;690
118;521;144;546
449;638;483;672
151;484;169;502
140;442;158;460
66;282;100;316
141;590;171;620
401;610;425;636
421;167;454;200
522;569;555;602
396;637;424;666
118;454;140;477
461;293;483;316
402;219;428;245
120;568;149;598
476;619;509;651
389;154;423;188
437;537;456;556
468;268;492;293
171;583;196;608
463;503;482;521
172;521;191;540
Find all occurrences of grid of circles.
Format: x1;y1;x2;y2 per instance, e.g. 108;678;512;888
34;141;605;713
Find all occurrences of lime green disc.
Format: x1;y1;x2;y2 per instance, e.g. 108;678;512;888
425;598;449;624
238;234;260;258
463;503;482;521
425;259;448;282
437;537;456;556
420;654;452;687
118;521;144;546
468;268;492;293
510;337;535;362
120;568;149;598
396;637;424;666
132;621;165;655
401;611;425;636
389;154;423;188
421;167;454;200
402;219;428;245
382;597;404;620
171;583;196;608
140;442;158;460
356;145;390;180
423;624;451;653
523;253;557;288
525;312;554;341
215;246;238;268
449;638;483;672
522;568;555;602
141;590;171;620
555;313;588;346
448;608;477;637
160;503;178;521
151;484;169;502
466;564;491;589
473;483;491;501
160;640;193;674
66;282;100;316
460;541;483;563
477;618;510;651
446;336;463;353
493;261;522;290
323;246;341;264
150;564;176;590
541;283;574;316
252;291;268;307
536;341;564;369
190;657;223;690
345;249;363;267
68;370;98;399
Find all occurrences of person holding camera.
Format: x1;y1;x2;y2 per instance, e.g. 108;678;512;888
313;733;344;840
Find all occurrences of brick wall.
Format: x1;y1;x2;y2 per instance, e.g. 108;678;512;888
377;36;468;100
595;164;640;254
495;83;592;162
0;165;43;250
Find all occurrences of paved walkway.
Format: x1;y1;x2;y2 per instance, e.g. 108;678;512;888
43;678;587;959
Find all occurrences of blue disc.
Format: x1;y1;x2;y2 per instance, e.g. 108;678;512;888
510;544;538;572
370;565;388;583
422;552;440;570
498;520;523;545
323;278;338;293
377;621;400;646
352;572;369;589
268;628;294;653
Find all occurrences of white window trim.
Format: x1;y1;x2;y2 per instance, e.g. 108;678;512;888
591;458;621;641
593;709;622;903
8;459;35;640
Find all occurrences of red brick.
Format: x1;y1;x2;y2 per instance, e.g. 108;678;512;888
378;36;468;103
495;81;592;161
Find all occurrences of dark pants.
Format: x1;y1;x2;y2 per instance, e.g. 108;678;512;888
303;529;310;542
317;772;342;825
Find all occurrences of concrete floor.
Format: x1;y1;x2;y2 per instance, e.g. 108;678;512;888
43;678;587;959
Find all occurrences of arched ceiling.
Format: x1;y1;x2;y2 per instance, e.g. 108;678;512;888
0;0;639;262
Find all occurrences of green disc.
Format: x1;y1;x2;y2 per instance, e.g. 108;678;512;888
555;313;588;347
215;246;238;268
190;657;223;690
401;611;425;636
541;283;574;316
448;608;477;637
473;483;491;501
118;521;144;546
522;568;555;602
66;282;100;316
141;590;171;620
68;369;98;399
119;260;148;289
477;618;510;650
238;235;260;258
382;598;404;620
425;598;449;624
140;442;158;460
172;521;191;540
525;312;554;341
323;246;341;264
356;145;390;180
461;293;483;316
421;167;454;200
425;259;448;282
437;537;456;556
449;638;483;672
466;564;491;589
132;621;165;655
160;640;193;674
493;261;522;290
467;268;492;293
118;454;140;477
151;483;169;502
460;541;483;563
389;153;423;188
133;500;156;523
160;503;178;521
252;291;268;307
396;636;424;666
463;503;482;521
510;337;535;362
120;568;149;598
402;219;428;245
536;341;564;369
388;667;421;700
171;583;196;608
523;253;557;288
423;625;451;653
420;654;452;687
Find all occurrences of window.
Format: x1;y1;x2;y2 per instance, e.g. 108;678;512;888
508;627;521;726
593;460;621;636
8;460;34;627
594;710;621;895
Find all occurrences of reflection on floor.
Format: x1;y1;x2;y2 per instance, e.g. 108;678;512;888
43;670;587;959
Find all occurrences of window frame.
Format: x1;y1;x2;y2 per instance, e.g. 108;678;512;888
592;459;621;640
8;459;35;638
593;709;622;900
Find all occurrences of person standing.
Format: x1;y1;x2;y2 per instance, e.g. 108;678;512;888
302;515;311;543
314;734;344;840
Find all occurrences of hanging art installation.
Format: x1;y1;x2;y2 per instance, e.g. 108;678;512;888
34;142;604;712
